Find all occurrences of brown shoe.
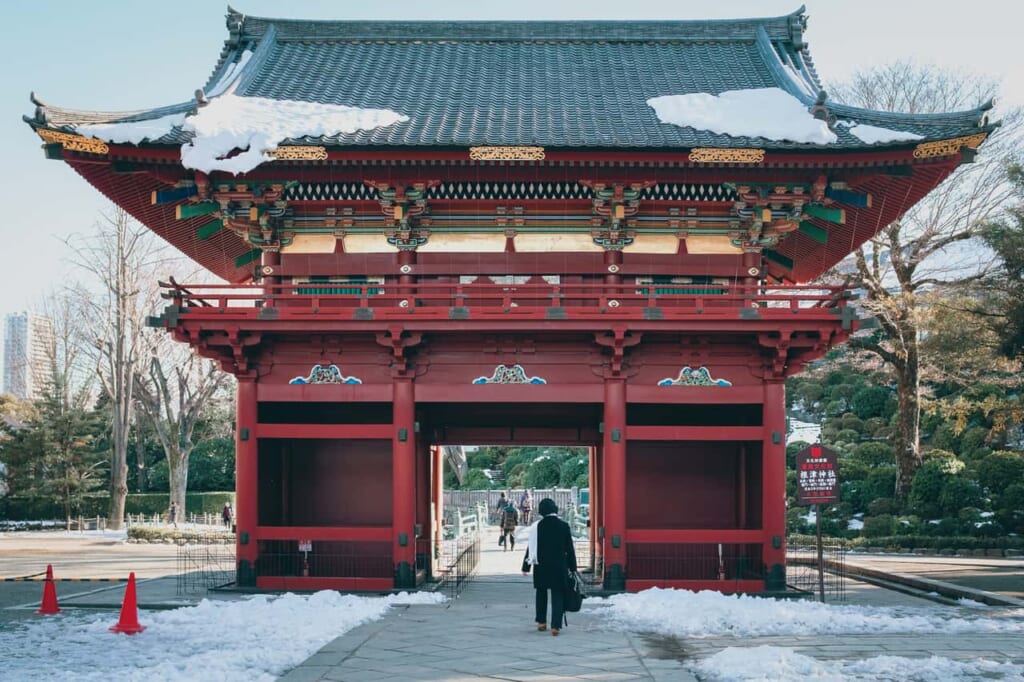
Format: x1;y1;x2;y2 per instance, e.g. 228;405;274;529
537;624;547;631
551;629;560;636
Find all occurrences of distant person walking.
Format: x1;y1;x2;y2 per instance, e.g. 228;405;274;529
519;490;533;525
222;502;233;529
495;492;509;522
169;502;179;529
522;498;577;636
498;500;519;551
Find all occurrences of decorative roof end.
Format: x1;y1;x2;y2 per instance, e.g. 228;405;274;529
29;91;48;124
810;89;833;126
226;6;245;47
788;5;808;50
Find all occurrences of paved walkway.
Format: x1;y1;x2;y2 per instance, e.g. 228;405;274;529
277;528;1024;681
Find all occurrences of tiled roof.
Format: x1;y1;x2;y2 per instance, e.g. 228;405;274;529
27;7;994;150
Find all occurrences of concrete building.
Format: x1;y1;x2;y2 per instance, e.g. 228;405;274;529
2;312;54;402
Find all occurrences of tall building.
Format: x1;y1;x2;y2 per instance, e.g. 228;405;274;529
2;312;54;401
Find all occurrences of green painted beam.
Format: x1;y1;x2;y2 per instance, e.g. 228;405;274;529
175;202;219;220
804;204;846;224
234;248;262;268
153;185;198;205
764;249;794;270
43;143;64;160
798;221;828;244
825;187;871;208
196;219;224;240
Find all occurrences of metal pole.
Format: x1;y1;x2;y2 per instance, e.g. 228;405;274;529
816;503;825;603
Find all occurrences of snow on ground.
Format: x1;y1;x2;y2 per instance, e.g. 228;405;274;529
602;588;1024;638
0;590;444;682
692;646;1024;682
603;590;1024;680
647;88;837;144
787;419;821;445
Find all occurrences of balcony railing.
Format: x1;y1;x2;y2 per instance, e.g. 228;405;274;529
156;280;856;324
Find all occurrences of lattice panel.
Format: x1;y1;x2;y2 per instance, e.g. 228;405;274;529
283;183;381;201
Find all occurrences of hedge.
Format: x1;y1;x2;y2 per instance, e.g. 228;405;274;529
127;526;233;543
788;534;1024;551
0;492;235;521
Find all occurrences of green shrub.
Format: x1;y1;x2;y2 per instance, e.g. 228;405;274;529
0;492;235;520
862;514;896;537
852;442;894;468
940;478;984;516
977;451;1024;496
127;526;232;543
867;498;899;515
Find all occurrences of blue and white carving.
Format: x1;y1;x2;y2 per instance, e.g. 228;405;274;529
658;366;731;387
473;364;547;385
289;364;362;385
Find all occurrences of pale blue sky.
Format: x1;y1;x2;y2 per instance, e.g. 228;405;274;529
1;0;1022;378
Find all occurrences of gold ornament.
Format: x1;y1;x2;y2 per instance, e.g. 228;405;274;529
469;146;546;161
912;134;988;159
689;148;765;163
271;146;329;161
37;129;109;155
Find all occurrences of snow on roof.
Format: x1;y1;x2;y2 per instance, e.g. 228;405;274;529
75;94;408;175
838;120;924;144
647;88;837;145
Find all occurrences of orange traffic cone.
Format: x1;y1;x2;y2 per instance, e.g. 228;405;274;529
109;572;145;634
36;564;61;615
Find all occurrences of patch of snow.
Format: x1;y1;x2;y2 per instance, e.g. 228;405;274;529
980;511;994;518
180;95;408;174
693;646;1024;682
0;590;444;681
957;598;989;609
847;518;864;530
647;88;837;144
206;50;253;98
780;63;816;98
77;112;188;145
787;420;821;445
602;588;1024;638
75;90;408;175
839;121;925;144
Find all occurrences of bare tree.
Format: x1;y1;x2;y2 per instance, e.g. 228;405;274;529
71;208;163;529
134;331;228;518
829;63;1022;497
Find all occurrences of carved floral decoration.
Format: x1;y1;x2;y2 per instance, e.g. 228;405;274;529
472;364;547;384
289;364;362;385
657;366;732;387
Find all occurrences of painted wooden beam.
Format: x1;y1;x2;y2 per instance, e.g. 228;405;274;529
175;202;219;220
764;249;794;270
825;187;872;208
234;248;262;268
152;185;198;205
798;220;828;244
196;219;224;240
803;204;846;223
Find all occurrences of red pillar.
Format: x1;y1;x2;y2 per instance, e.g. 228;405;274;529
235;378;258;587
392;378;416;588
763;380;787;590
415;437;430;578
588;445;598;573
432;445;445;579
602;379;627;590
604;249;623;285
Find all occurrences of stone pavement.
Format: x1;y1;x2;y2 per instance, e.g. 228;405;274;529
280;525;695;682
277;527;1024;681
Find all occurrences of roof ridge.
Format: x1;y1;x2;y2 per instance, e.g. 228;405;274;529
227;7;810;43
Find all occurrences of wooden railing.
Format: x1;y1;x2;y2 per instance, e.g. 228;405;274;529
157;280;856;323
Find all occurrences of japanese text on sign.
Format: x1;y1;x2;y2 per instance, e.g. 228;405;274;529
795;445;840;505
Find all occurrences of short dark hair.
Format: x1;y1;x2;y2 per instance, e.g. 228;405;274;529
538;498;558;515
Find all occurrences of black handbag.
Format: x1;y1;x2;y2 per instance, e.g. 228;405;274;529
563;570;586;612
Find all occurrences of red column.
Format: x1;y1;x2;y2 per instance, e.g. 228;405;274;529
432;445;444;578
763;380;787;590
235;378;258;586
604;249;623;285
392;378;416;588
588;445;598;573
602;379;627;590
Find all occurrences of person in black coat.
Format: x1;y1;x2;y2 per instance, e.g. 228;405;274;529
521;498;577;635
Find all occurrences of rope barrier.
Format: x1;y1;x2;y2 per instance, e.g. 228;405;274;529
1;576;130;582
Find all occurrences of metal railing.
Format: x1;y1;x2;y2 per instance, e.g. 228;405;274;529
787;537;848;601
176;532;236;595
436;530;481;600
